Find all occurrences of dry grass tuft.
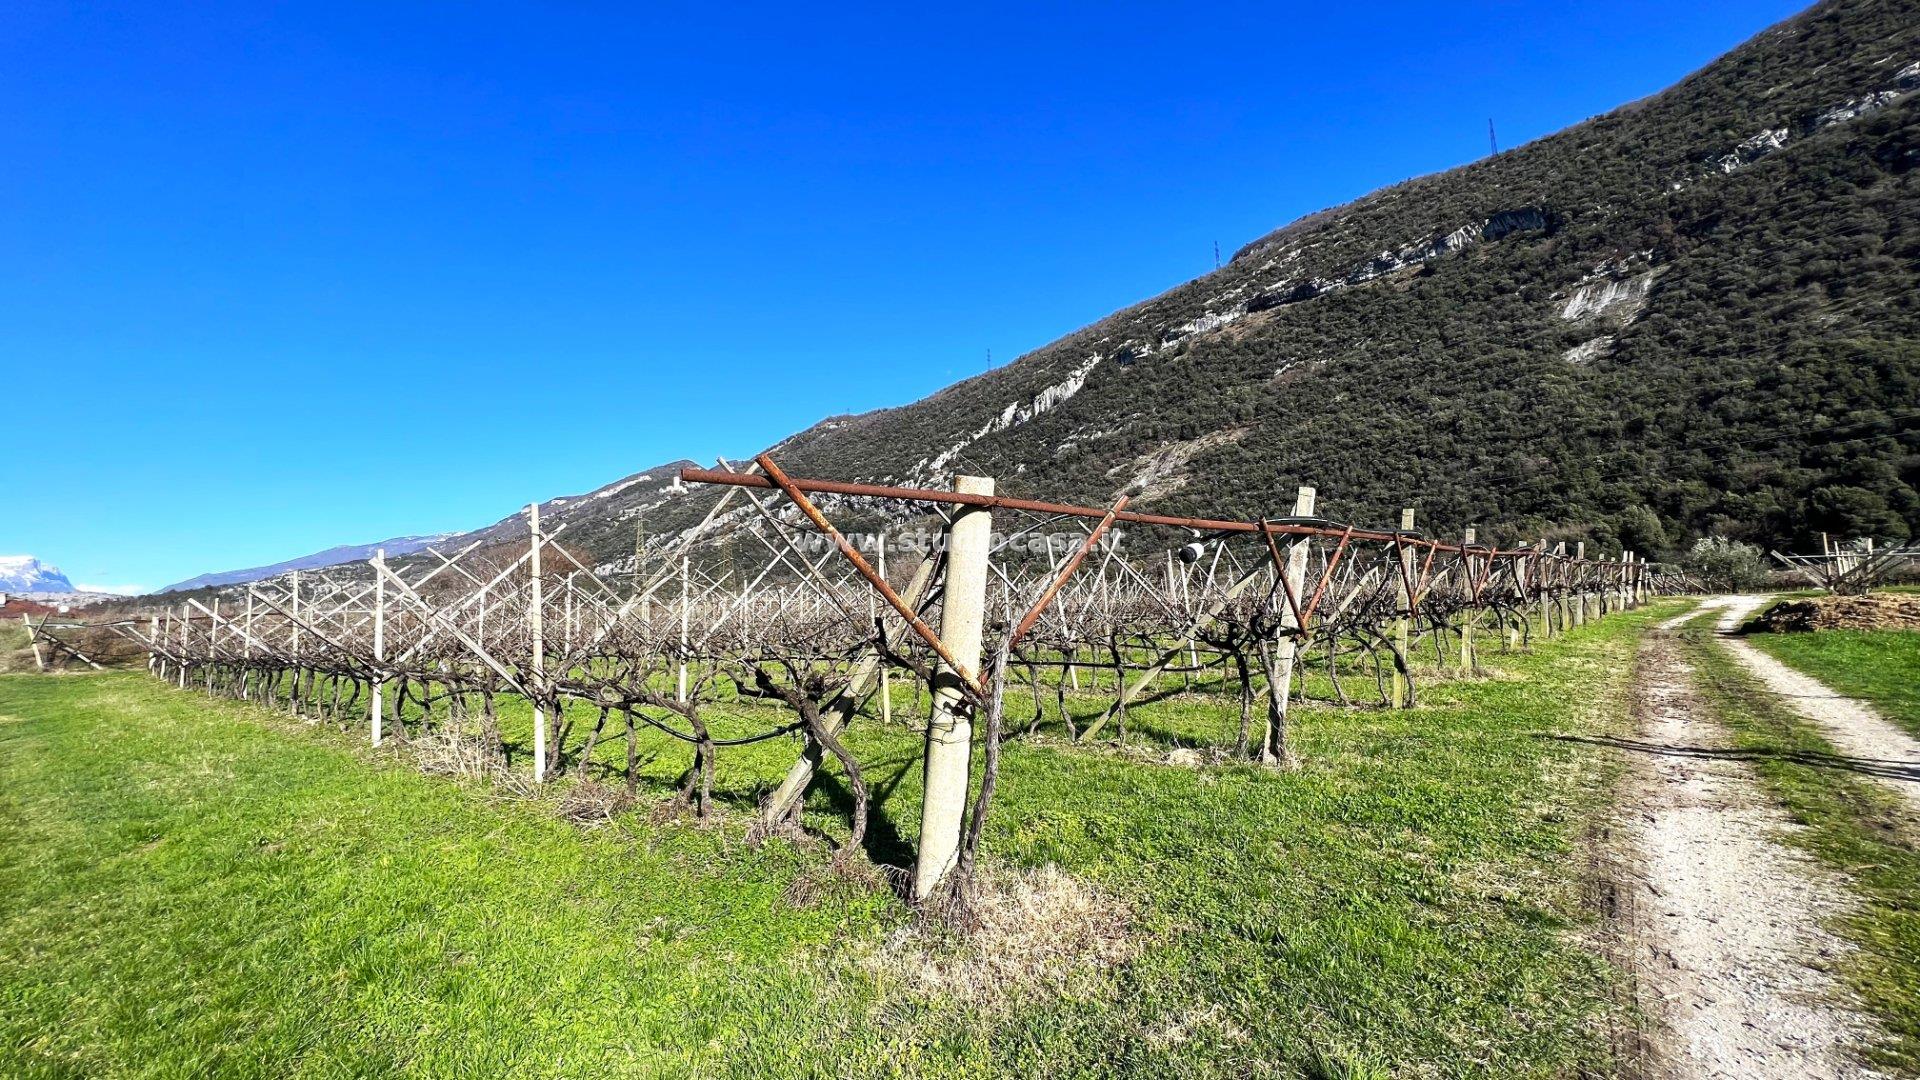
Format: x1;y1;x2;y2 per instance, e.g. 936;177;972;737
410;727;501;779
864;863;1135;1011
555;779;635;826
1024;732;1236;769
783;855;891;909
1143;1002;1251;1050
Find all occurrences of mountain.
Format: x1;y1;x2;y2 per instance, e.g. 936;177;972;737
0;556;76;594
173;0;1920;597
573;0;1919;571
158;533;461;594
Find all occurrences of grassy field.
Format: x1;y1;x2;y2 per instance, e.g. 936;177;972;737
1677;626;1920;1073
1;606;1678;1078
1748;629;1920;740
0;618;35;673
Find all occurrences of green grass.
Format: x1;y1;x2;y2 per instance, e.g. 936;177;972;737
1747;629;1920;740
1678;629;1920;1074
3;607;1679;1078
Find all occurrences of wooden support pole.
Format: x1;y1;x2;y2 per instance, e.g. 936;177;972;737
205;598;220;692
22;614;44;671
529;503;547;782
1459;527;1476;673
1573;542;1588;627
1261;486;1314;766
877;538;892;726
287;572;300;713
1390;508;1414;708
677;556;690;702
913;474;992;903
371;549;386;747
1536;540;1553;639
1551;543;1568;634
241;589;256;698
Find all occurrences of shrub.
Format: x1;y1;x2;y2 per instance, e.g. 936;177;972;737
1681;536;1768;592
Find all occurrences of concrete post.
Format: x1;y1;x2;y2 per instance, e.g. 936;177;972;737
1390;508;1415;708
913;474;992;902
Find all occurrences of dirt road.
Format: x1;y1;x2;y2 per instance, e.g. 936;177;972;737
1705;595;1920;816
1614;608;1882;1078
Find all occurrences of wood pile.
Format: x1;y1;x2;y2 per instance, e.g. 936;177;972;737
1750;594;1920;633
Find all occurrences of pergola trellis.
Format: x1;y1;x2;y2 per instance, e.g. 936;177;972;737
1770;536;1920;595
122;455;1678;903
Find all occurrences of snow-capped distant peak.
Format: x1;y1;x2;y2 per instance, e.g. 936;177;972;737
0;556;78;594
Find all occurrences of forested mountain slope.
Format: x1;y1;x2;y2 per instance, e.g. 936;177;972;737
183;0;1920;595
741;0;1920;559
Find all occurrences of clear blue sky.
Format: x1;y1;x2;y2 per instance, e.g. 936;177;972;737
4;0;1805;593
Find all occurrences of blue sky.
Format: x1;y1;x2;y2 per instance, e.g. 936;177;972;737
3;1;1805;593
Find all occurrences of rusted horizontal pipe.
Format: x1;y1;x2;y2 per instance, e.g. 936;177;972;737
681;467;1531;558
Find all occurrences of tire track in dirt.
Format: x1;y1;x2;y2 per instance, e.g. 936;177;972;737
1613;620;1883;1078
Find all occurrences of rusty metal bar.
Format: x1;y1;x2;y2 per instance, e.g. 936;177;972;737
1259;523;1308;632
682;466;1546;558
1301;527;1354;624
755;453;986;697
1412;541;1442;607
1010;495;1128;647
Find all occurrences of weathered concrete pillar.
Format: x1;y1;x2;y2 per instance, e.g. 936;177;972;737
913;475;993;902
1390;508;1415;708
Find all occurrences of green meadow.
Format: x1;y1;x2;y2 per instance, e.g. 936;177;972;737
3;606;1679;1077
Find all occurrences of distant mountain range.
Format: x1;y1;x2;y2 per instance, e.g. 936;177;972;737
157;534;459;594
0;556;76;594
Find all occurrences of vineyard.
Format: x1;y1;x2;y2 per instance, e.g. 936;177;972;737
51;454;1683;908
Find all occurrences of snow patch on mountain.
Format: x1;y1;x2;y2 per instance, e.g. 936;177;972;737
0;556;76;594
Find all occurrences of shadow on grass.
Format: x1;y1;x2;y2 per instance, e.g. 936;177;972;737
811;764;916;873
1544;732;1920;784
